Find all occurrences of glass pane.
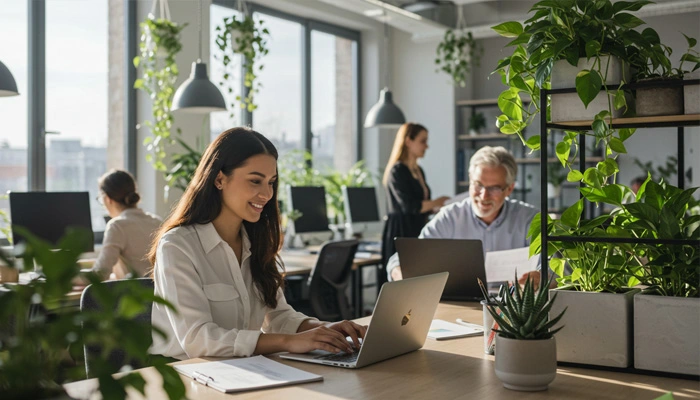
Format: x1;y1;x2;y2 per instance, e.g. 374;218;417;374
252;12;303;157
210;4;242;141
311;31;357;173
0;3;28;240
46;1;109;232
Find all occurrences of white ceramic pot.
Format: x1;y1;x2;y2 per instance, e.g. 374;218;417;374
494;335;557;391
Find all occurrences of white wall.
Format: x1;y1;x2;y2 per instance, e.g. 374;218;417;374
390;29;456;197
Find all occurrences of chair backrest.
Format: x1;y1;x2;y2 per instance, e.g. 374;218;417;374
80;277;154;378
308;239;359;321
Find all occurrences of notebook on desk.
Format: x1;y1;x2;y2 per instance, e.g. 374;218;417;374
280;272;448;369
396;238;486;301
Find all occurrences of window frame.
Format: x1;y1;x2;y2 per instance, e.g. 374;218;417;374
212;0;363;162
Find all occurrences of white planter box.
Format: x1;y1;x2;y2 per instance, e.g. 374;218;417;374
684;70;700;114
549;288;639;367
634;293;700;376
550;56;630;122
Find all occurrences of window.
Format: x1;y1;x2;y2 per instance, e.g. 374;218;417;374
211;1;361;168
45;1;110;232
251;12;303;157
310;30;358;173
0;3;28;239
0;1;122;242
210;4;243;141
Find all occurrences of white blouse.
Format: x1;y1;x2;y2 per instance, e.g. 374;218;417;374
150;223;314;360
91;208;162;280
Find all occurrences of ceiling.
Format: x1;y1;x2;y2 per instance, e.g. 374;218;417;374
317;0;700;42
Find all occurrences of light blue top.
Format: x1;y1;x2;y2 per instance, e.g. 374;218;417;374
386;197;539;281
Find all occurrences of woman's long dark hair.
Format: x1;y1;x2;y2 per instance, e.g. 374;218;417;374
149;127;283;308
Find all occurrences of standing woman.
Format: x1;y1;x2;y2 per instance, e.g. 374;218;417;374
81;169;162;281
149;127;365;360
381;123;448;279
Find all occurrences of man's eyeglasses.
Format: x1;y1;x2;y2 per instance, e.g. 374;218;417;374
95;194;105;206
470;182;507;196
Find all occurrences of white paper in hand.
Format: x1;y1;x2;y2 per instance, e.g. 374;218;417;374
485;247;539;283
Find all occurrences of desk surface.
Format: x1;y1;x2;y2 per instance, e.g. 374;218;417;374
63;302;699;400
280;250;382;277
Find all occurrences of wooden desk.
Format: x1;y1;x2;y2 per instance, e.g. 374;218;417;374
63;302;699;400
280;250;383;318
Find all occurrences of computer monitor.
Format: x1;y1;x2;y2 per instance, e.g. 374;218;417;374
9;191;94;253
343;186;382;241
286;186;332;245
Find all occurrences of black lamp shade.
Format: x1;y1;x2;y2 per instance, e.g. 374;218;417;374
0;60;19;97
364;87;405;128
172;61;226;113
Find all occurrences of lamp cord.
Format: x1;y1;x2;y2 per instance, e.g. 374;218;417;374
383;10;389;90
198;0;202;61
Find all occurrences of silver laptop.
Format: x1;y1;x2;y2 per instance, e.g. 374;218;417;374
280;272;448;369
396;238;486;301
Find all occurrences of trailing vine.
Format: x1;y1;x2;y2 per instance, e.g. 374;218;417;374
435;29;482;87
214;14;270;118
133;17;186;172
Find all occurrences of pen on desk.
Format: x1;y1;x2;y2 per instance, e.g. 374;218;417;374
192;371;215;385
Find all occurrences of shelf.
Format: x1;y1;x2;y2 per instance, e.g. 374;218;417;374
515;157;604;164
548;114;700;130
457;133;516;141
456;97;531;107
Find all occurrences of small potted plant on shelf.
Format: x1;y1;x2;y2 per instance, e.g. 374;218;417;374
628;32;700;116
479;275;566;392
468;112;486;136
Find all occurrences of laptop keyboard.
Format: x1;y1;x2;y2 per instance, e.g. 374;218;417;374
314;348;360;363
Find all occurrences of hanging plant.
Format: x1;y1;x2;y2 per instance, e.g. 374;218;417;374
435;28;482;87
214;13;270;118
133;16;187;172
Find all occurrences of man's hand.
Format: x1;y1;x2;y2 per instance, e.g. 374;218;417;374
391;266;403;281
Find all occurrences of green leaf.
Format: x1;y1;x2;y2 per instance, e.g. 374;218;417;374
567;170;583;182
585;40;601;58
618;128;636;142
613;13;645;29
492;21;523;38
575;69;603;108
497;90;523;121
555;141;571;166
609;137;627;154
614;90;627;110
561;199;584;228
525;135;541;151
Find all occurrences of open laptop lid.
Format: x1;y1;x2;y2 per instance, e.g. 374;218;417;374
353;271;448;368
395;238;485;301
280;272;448;368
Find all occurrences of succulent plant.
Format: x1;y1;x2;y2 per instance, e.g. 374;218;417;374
479;275;566;340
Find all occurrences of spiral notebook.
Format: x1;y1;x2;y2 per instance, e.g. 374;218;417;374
174;355;323;393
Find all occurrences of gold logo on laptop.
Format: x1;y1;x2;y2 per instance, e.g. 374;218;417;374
401;309;412;326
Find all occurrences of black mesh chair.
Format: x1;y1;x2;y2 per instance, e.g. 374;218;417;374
80;277;154;378
302;239;359;321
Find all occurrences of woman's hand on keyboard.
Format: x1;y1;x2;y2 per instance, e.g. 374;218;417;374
324;320;367;350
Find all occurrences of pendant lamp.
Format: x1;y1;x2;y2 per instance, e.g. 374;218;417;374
0;60;19;97
172;0;226;113
364;14;405;128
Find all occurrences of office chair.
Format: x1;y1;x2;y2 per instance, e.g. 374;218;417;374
80;277;154;378
295;239;359;322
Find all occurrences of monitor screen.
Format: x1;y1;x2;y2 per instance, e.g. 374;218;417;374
288;186;330;234
343;187;380;223
9;191;94;252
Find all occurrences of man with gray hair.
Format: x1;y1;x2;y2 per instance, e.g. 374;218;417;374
387;146;541;286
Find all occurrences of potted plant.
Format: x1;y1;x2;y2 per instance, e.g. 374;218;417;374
468;112;486;136
435;28;483;88
621;178;700;375
629;31;700;116
528;182;644;368
214;13;270;119
479;276;566;391
133;16;187;172
0;228;186;399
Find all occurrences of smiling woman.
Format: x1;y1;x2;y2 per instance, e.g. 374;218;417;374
148;127;367;361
